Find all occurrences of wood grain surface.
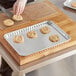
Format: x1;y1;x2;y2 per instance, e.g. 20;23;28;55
0;1;57;30
0;0;76;65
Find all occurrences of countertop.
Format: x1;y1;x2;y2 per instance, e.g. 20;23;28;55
0;0;76;65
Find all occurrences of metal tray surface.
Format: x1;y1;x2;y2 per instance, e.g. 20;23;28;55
64;0;76;10
4;21;71;56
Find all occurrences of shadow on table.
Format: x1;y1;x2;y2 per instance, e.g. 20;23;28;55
63;6;76;13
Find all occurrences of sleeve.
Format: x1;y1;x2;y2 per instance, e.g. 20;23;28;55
27;0;34;3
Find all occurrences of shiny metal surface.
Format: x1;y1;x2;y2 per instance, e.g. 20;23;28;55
4;21;70;56
64;0;76;10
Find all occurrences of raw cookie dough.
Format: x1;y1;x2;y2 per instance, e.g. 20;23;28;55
3;19;14;26
13;35;24;43
49;35;60;42
27;31;38;38
12;15;23;21
71;2;76;8
40;26;51;34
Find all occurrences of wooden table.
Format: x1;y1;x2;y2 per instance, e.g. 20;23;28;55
0;0;76;76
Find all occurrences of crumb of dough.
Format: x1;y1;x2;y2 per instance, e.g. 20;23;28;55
40;26;51;34
27;31;38;38
13;35;24;43
12;15;23;21
3;19;14;26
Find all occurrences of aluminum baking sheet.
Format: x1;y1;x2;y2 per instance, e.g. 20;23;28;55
64;0;76;10
4;21;71;56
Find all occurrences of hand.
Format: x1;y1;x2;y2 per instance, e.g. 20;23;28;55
13;0;27;15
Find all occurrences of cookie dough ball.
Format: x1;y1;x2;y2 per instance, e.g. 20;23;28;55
12;15;23;21
40;26;51;34
27;31;38;38
49;35;60;42
71;2;76;8
13;35;24;43
3;19;14;26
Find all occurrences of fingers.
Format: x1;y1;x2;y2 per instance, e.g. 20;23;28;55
16;5;24;15
13;2;25;15
16;5;20;15
13;2;17;14
18;5;25;15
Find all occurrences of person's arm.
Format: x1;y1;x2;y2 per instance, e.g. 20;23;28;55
13;0;27;15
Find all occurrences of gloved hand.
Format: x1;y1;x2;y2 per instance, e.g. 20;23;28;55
13;0;27;15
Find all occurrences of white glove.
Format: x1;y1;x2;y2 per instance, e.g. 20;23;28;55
13;0;27;15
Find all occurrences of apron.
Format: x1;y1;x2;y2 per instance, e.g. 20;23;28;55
0;0;34;8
